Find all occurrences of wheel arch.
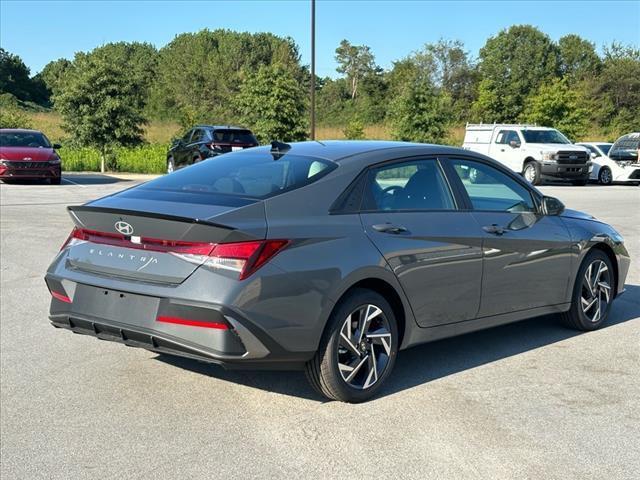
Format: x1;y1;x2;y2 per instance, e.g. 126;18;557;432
589;242;619;298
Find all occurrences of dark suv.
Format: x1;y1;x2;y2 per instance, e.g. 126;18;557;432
167;125;259;173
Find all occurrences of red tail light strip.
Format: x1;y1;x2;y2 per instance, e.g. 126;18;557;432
62;228;289;280
156;315;229;330
50;290;72;303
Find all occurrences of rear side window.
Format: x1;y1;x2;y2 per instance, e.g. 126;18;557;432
363;159;455;211
212;129;258;145
142;152;335;199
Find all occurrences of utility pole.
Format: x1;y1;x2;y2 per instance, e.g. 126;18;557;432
310;0;316;140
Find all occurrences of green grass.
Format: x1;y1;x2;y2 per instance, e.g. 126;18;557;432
59;144;168;173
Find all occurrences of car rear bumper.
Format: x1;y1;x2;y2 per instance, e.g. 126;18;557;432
45;277;314;370
540;162;590;180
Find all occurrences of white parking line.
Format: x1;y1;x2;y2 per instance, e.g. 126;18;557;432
61;177;86;187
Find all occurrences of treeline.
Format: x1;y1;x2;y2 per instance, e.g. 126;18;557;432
1;25;639;151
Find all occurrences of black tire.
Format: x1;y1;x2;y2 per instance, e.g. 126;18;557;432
561;249;615;331
305;288;399;403
167;156;175;174
598;167;613;185
572;179;589;186
50;176;61;185
523;161;541;185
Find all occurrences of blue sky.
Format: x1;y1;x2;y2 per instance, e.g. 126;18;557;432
1;0;639;76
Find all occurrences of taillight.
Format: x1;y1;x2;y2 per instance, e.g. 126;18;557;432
59;227;288;279
207;240;289;280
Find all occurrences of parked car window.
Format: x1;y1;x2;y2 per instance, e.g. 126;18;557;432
521;129;570;144
582;144;601;157
0;131;51;148
141;152;336;199
609;134;639;162
364;159;455;211
182;130;194;143
212;129;258;145
451;159;536;213
190;129;204;143
495;130;514;144
597;144;612;155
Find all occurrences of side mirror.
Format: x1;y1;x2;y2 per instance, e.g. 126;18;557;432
509;140;521;149
52;143;62;149
590;151;598;159
542;196;565;216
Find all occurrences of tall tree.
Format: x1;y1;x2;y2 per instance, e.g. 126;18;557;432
0;48;37;102
558;34;601;82
36;58;73;100
474;25;559;122
522;78;589;140
335;40;376;100
235;63;307;143
56;52;147;172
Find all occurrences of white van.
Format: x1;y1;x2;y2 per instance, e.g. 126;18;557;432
462;124;591;185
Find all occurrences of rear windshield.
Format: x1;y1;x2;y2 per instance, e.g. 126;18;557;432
141;151;336;199
0;131;51;148
212;129;258;145
521;129;570;144
609;134;639;162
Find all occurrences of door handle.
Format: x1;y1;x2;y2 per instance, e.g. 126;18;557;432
372;223;409;234
500;148;505;152
483;224;506;235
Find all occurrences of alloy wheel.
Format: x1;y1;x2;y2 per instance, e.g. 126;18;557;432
580;260;612;323
337;304;392;390
524;164;536;183
599;168;612;185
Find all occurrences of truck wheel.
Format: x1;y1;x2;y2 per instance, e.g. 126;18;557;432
598;167;613;185
523;161;541;185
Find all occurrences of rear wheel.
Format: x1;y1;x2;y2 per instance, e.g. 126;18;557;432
523;161;541;185
562;250;614;331
305;288;398;403
598;167;612;185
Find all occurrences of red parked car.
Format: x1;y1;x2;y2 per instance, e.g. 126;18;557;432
0;129;62;184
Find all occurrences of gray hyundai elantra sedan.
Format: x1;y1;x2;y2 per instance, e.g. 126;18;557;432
45;141;630;402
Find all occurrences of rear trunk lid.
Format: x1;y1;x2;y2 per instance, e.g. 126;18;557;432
65;190;265;284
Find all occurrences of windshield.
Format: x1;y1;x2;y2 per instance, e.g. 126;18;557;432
0;131;51;148
141;151;336;199
520;129;570;144
597;144;612;155
609;135;640;162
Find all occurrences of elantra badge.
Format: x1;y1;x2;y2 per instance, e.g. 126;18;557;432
115;221;134;235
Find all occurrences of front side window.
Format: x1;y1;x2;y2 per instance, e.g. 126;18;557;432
364;159;455;211
451;159;536;213
582;144;600;157
182;129;194;143
190;129;204;143
495;130;517;144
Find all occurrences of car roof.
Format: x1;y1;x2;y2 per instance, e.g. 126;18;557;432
0;129;44;133
194;125;251;130
235;140;470;162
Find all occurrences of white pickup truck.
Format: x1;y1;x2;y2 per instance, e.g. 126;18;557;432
462;124;591;185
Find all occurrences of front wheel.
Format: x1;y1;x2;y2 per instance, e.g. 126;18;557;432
50;176;62;185
561;249;614;331
598;167;613;185
305;289;398;402
523;161;541;185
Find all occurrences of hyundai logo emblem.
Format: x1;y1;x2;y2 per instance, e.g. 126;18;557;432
115;221;134;235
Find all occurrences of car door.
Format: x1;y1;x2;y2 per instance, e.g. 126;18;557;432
491;130;522;172
175;129;195;168
359;157;483;327
187;129;204;164
446;157;573;317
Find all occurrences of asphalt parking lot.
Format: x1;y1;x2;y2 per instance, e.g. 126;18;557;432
1;175;639;479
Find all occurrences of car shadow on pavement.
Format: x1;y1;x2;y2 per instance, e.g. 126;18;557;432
155;284;640;403
62;174;137;185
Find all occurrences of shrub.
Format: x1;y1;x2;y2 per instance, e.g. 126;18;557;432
59;144;168;173
343;119;365;139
